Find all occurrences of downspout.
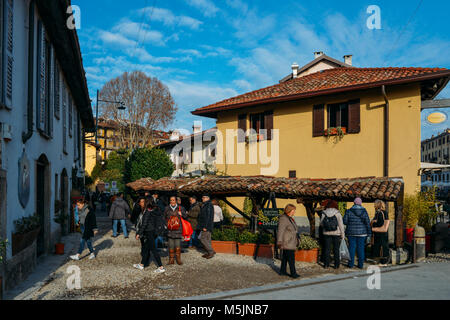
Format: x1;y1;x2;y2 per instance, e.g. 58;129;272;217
22;1;34;144
382;85;389;177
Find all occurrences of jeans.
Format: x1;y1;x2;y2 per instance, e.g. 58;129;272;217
280;249;297;276
113;219;128;237
188;230;198;247
78;225;94;254
155;236;164;248
323;235;342;268
348;236;366;268
199;231;215;255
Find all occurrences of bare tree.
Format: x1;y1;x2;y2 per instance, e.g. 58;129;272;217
99;71;177;149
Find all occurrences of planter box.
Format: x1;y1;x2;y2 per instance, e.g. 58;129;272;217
324;127;347;136
238;243;274;258
12;227;40;256
295;248;319;263
211;241;237;254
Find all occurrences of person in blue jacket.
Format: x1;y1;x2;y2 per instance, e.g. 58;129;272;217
343;197;372;269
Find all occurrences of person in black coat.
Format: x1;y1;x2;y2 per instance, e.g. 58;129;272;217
130;197;146;226
133;199;166;273
197;195;215;259
70;198;98;261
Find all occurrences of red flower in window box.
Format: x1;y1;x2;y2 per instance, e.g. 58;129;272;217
324;127;347;136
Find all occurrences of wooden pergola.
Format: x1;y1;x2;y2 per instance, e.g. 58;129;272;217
127;175;405;248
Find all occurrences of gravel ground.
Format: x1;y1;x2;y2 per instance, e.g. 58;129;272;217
424;249;450;263
28;218;360;300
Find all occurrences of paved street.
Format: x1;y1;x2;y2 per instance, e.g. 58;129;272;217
186;262;450;300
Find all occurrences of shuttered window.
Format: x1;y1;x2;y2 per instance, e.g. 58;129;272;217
1;0;14;109
68;95;72;137
264;110;273;140
54;59;60;119
62;82;67;154
312;104;325;137
237;114;246;143
347;99;360;133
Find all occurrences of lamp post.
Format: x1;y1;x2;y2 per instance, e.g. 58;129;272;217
95;89;126;145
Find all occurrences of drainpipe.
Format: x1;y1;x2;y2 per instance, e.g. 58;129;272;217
382;85;389;177
22;2;34;144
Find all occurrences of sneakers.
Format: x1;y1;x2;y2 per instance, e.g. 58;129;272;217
133;264;144;270
154;267;166;274
89;253;96;260
70;254;80;261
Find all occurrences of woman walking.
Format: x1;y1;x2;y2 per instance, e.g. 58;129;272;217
71;198;98;261
343;197;372;269
133;199;166;273
164;196;187;265
371;200;391;266
277;204;300;279
320;200;345;269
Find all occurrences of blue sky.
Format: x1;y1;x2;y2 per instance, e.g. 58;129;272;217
75;0;450;140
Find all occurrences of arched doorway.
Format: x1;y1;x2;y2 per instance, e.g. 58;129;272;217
36;154;50;256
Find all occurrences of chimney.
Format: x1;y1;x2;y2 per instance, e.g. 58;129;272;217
193;121;202;134
291;62;299;78
343;55;353;66
314;51;324;59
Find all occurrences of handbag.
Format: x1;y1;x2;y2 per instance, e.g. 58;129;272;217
181;218;193;241
167;215;181;231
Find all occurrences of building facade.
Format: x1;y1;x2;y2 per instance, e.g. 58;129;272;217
421;129;450;164
0;0;94;291
192;53;450;223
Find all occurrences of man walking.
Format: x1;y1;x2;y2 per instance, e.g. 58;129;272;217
187;196;201;248
198;195;215;259
109;192;130;238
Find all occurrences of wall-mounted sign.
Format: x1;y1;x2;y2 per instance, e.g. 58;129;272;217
105;183;110;190
427;112;447;125
258;208;282;230
111;181;117;189
18;151;30;208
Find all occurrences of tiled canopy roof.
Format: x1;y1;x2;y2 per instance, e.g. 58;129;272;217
127;175;404;202
192;67;450;117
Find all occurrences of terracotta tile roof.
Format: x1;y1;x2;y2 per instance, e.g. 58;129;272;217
127;175;404;201
192;67;450;116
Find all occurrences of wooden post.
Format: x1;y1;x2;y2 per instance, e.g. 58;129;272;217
220;197;252;221
300;200;317;238
395;187;405;249
250;196;263;233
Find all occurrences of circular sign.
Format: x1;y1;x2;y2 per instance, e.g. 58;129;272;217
427;112;447;124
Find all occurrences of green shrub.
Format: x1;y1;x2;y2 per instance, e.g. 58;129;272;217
403;188;439;231
14;214;40;235
0;238;8;263
125;148;174;183
298;235;320;250
212;228;224;241
256;232;274;245
238;230;258;244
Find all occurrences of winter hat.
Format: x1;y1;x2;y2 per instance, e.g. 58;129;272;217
354;197;362;206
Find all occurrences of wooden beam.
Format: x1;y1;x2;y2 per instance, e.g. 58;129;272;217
220;197;251;221
394;187;405;248
421;99;450;110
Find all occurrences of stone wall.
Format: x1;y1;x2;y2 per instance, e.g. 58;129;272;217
4;240;37;292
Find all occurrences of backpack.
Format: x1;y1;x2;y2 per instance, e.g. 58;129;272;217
167;207;181;231
322;214;338;232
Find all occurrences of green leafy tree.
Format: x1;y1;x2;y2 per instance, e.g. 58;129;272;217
125;147;174;183
91;162;103;183
99;169;125;192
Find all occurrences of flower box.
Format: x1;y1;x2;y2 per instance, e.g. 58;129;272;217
295;248;319;263
211;240;237;254
12;227;41;256
238;243;274;258
324;127;346;136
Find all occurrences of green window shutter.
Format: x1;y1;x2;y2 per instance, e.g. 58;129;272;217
53;55;60;119
2;0;13;108
36;21;46;131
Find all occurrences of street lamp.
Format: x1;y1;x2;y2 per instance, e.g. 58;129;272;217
95;89;126;145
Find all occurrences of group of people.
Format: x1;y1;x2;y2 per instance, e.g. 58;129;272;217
72;191;390;279
276;197;390;278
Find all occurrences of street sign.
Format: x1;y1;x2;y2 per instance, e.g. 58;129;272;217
112;181;117;189
258;208;282;230
105;183;110;190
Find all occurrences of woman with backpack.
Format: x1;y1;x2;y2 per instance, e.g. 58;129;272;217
371;200;391;266
164;196;187;265
320;200;345;269
133;198;166;273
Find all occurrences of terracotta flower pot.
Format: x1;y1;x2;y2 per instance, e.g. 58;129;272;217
211;241;237;254
295;248;319;263
256;244;274;259
55;243;65;255
238;243;256;256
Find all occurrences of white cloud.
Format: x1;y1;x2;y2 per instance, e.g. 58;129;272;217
140;7;203;30
112;20;166;46
184;0;219;17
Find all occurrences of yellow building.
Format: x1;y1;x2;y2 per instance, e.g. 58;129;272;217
192;54;450;222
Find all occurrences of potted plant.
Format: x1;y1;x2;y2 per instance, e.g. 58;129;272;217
211;227;238;254
0;238;8;300
295;235;320;262
403;193;421;243
325;126;346;137
12;214;41;256
53;200;67;255
254;232;275;259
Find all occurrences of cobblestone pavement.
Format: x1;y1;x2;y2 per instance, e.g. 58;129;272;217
25;215;361;300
